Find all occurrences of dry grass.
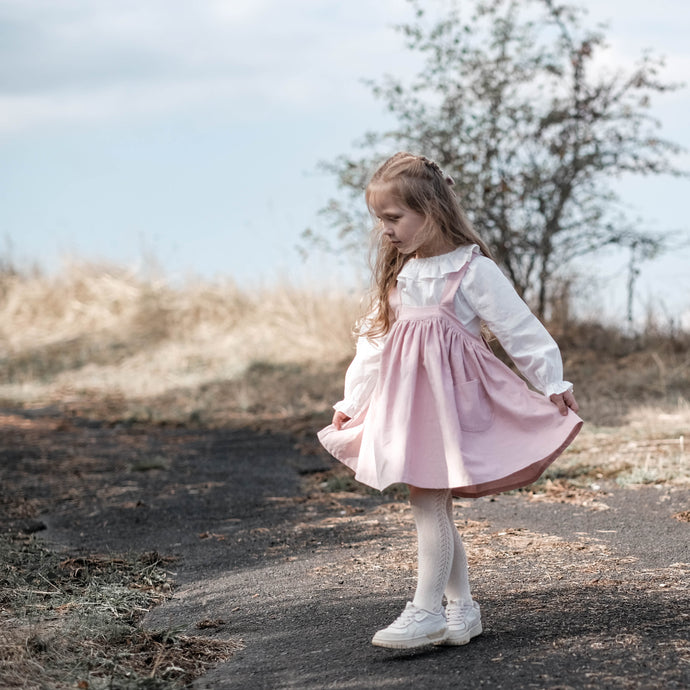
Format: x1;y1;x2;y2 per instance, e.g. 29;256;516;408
0;536;241;689
0;261;360;402
539;400;690;489
1;259;689;488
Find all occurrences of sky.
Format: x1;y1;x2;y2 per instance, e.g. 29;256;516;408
1;0;689;324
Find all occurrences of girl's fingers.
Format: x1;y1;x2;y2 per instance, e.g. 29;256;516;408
550;393;567;415
332;411;352;429
564;390;580;413
549;391;580;416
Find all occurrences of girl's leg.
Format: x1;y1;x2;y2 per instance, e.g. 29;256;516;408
409;486;454;613
371;486;477;648
443;491;473;606
441;492;482;645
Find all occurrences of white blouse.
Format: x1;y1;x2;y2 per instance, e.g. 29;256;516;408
334;245;573;418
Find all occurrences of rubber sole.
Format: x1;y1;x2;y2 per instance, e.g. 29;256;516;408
371;627;448;649
436;621;483;646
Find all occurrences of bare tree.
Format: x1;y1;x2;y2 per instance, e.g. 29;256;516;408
308;0;686;317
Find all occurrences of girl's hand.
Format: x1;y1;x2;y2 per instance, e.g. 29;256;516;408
332;410;351;430
549;390;579;416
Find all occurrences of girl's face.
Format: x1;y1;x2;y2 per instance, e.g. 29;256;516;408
369;185;448;258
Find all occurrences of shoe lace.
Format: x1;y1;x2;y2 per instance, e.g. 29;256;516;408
447;603;470;625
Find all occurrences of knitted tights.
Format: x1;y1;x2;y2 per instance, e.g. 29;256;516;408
409;487;472;613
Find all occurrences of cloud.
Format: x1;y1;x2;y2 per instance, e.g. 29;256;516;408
0;0;414;132
2;0;687;134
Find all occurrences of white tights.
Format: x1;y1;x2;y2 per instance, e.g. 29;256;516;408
409;486;472;613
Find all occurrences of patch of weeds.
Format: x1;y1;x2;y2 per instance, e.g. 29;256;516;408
613;452;688;487
0;534;241;689
528;449;651;494
129;455;171;472
538;462;599;484
615;467;664;487
318;473;362;493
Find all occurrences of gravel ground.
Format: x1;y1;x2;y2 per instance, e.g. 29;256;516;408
2;407;688;689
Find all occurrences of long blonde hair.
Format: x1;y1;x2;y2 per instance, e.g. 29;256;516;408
360;152;493;339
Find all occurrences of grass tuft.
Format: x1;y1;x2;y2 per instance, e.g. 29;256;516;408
0;535;240;689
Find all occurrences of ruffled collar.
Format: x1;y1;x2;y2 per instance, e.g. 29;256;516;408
398;244;479;281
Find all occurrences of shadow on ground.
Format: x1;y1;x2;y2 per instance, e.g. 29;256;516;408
188;584;688;689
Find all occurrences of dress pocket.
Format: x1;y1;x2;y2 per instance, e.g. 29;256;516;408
454;378;494;432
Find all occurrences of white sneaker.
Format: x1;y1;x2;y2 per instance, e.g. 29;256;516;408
371;602;448;649
439;600;482;645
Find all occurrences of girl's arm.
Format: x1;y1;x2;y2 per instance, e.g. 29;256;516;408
331;329;387;428
462;257;578;413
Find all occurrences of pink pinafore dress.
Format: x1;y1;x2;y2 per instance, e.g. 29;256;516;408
318;260;583;498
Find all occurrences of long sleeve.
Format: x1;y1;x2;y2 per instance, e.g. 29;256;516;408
461;257;572;397
333;330;387;418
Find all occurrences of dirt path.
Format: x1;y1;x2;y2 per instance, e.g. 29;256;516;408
2;407;688;689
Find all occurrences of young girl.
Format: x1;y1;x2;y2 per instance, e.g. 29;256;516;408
318;152;582;650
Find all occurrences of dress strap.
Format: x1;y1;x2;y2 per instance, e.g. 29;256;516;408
440;259;472;306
